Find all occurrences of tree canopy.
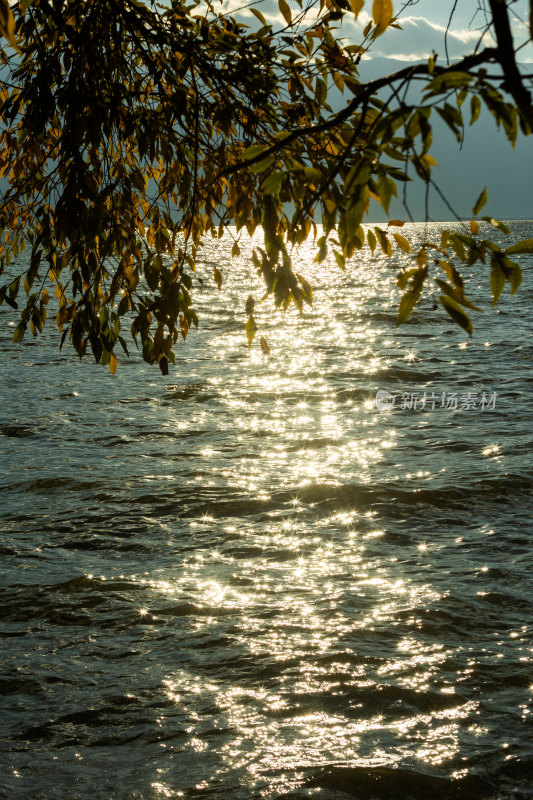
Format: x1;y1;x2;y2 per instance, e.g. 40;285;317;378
0;0;532;374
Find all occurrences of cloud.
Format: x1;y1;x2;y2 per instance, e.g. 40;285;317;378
204;1;532;66
352;15;495;62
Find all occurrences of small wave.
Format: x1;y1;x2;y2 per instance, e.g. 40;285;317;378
303;763;499;799
0;423;39;438
3;477;105;493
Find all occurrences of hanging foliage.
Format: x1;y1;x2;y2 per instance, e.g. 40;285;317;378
0;0;531;372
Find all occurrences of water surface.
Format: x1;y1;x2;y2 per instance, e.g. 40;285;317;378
1;222;532;799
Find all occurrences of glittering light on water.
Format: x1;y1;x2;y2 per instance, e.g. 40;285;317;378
7;224;529;799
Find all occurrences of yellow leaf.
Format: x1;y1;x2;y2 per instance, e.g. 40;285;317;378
41;288;49;305
324;197;336;214
109;353;117;375
297;273;313;306
0;0;17;49
387;219;405;227
278;0;292;25
393;233;412;254
214;266;223;290
470;219;479;235
245;313;257;348
417;249;427;267
372;0;393;29
259;335;270;354
349;0;365;17
421;154;437;167
250;7;267;27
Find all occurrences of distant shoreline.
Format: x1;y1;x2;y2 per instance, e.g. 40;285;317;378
365;218;533;224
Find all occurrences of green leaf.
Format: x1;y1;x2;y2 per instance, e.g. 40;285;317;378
0;0;527;370
374;226;392;257
507;262;522;295
436;104;463;139
413;153;437;181
278;0;292;25
4;295;18;309
450;235;467;263
189;309;199;329
12;322;26;343
472;188;488;216
470;95;481;125
117;295;130;316
397;290;420;324
346;200;365;243
250;154;276;174
118;336;130;357
504;239;533;255
333;250;345;270
244;143;269;161
249;7;268;26
482;217;511;234
424;71;473;95
377;175;397;213
315;78;327;105
261;172;284;195
457;88;468;107
397;268;418;290
434;279;482;312
397;266;427;324
8;276;20;301
299;167;323;180
490;259;506;306
439;295;473;336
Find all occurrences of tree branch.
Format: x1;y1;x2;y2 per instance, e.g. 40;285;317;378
220;47;499;178
488;0;533;128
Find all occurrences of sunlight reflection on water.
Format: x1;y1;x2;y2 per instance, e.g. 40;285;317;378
1;223;532;799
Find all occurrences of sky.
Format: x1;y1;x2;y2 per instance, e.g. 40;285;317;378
226;0;533;61
219;0;533;220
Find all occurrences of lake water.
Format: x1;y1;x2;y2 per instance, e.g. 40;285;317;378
1;222;532;800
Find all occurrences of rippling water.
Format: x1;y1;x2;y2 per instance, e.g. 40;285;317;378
1;222;533;800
